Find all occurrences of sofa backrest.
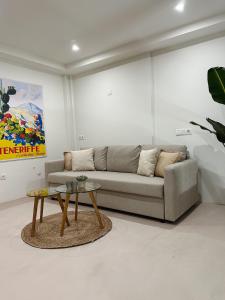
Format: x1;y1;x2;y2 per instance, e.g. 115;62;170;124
81;144;187;172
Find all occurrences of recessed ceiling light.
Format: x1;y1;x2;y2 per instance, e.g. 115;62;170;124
174;0;185;12
72;43;80;52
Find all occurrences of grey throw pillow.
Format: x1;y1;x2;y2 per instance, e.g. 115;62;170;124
94;146;108;171
107;145;141;173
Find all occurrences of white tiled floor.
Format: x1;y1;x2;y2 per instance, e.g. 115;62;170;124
0;198;225;300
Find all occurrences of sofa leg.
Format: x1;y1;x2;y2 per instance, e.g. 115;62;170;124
161;219;166;223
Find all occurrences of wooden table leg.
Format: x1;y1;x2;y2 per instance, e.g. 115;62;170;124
40;196;44;223
31;196;39;237
75;193;79;221
60;193;70;237
88;192;104;228
57;194;70;226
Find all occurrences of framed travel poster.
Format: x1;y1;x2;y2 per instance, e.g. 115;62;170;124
0;79;46;161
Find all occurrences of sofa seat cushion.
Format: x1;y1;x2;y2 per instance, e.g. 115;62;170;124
48;171;164;199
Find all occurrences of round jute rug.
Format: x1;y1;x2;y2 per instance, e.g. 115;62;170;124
21;211;112;249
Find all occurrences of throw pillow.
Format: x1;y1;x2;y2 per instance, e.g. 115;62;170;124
71;148;95;171
64;152;72;171
142;145;187;161
155;151;181;177
107;145;141;173
137;148;158;177
94;146;108;171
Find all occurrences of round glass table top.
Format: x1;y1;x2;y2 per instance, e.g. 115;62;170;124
56;182;101;194
27;187;59;198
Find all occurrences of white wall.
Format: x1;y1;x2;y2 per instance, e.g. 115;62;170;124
71;36;225;204
73;56;153;148
153;36;225;204
0;62;68;203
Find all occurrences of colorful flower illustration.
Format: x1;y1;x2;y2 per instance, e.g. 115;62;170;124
0;112;45;146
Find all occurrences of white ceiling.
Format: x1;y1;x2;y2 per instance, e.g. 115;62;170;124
0;0;225;74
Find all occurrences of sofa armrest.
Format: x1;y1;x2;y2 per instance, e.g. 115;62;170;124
164;159;199;222
45;160;64;182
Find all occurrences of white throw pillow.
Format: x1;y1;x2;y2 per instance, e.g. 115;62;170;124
71;148;95;171
137;148;158;177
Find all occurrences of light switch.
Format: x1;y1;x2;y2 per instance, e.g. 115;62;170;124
79;135;88;141
79;135;85;140
176;128;192;136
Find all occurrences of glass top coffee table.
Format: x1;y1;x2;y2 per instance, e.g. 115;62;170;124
27;187;70;237
56;182;103;236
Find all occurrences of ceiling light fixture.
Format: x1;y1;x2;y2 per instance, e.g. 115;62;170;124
72;43;80;52
174;0;185;12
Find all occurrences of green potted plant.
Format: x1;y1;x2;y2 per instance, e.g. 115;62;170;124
76;175;88;189
190;67;225;147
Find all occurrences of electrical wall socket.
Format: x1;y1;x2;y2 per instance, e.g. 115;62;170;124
79;135;87;141
0;173;6;180
176;128;192;136
107;90;112;96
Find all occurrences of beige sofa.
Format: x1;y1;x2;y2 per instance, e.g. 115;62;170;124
45;145;200;222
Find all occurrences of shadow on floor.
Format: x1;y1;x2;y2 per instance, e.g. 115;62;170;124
47;197;201;230
0;196;201;230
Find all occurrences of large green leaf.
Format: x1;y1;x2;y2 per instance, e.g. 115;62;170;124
190;121;215;134
190;119;225;146
208;67;225;105
190;67;225;147
206;118;225;145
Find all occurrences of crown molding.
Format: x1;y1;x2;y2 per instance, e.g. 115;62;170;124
67;13;225;76
0;14;225;77
72;53;151;79
0;43;65;75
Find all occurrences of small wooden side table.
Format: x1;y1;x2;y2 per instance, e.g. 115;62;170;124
27;187;70;237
